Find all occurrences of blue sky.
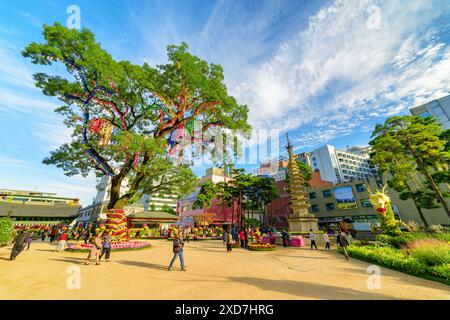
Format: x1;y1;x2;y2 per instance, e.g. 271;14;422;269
0;0;449;206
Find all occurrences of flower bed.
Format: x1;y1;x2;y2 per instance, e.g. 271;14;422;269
65;241;152;252
248;243;276;251
167;236;222;241
131;236;165;240
344;241;450;285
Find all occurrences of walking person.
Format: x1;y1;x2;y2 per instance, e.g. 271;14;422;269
309;229;318;250
84;231;102;265
99;231;112;262
337;230;350;260
244;228;249;249
239;229;245;248
10;230;27;260
281;230;288;247
226;229;233;253
83;229;90;244
55;229;68;252
168;231;186;271
25;231;34;250
222;230;227;246
41;229;48;242
323;232;331;250
49;227;57;243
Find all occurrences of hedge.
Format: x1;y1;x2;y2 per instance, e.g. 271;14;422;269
343;244;450;286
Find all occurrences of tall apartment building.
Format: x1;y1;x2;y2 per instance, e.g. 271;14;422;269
410;94;450;129
308;145;376;184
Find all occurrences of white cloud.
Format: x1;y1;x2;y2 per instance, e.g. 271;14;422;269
233;0;450;146
0;156;31;169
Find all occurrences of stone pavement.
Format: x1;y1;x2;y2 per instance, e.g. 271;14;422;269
0;239;448;299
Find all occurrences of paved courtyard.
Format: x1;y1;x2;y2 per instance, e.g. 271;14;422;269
0;239;448;300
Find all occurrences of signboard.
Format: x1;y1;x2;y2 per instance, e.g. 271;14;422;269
333;186;357;209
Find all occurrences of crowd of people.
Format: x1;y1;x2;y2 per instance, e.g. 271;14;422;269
8;222;352;269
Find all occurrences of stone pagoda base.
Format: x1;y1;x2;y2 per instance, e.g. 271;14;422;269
288;214;319;232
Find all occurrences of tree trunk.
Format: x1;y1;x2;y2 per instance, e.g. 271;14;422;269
107;175;125;210
407;143;450;219
414;201;429;229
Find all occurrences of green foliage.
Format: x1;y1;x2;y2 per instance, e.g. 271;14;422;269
370;115;450;220
376;233;417;248
345;244;450;284
22;24;249;210
193;181;218;209
160;204;176;215
376;204;402;236
408;239;450;266
0;218;14;245
244;218;262;228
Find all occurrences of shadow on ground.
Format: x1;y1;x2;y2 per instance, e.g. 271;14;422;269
225;276;400;300
117;260;168;271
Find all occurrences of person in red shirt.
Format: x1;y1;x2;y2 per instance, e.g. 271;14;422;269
55;231;68;252
239;230;245;248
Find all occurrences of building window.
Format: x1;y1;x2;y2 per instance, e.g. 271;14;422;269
323;190;332;197
309;192;316;199
311;204;320;212
360;199;372;207
326;203;335;211
356;184;366;192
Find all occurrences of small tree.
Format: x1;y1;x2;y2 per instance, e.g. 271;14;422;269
370;115;450;219
193;182;218;211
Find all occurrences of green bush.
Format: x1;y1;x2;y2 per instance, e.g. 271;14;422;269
433;233;450;242
376;233;415;248
430;264;450;280
408;239;450;267
0;218;14;245
345;244;450;284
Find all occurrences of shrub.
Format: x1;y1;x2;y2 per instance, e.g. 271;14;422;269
0;218;14;245
345;243;450;285
430;264;450;280
408;239;450;267
427;225;448;234
376;233;416;248
402;221;425;233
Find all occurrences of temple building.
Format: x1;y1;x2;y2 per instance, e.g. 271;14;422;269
0;189;80;225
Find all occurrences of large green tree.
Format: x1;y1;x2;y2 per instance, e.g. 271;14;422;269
23;24;250;209
370;115;450;220
192;181;218;210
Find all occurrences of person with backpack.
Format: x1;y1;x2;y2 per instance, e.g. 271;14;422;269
99;231;112;262
337;230;350;260
226;230;233;253
10;230;27;260
168;231;186;271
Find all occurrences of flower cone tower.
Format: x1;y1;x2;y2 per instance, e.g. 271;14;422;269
286;134;319;232
105;209;130;243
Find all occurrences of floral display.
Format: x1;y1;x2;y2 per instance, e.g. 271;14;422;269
105;208;129;243
248;242;276;251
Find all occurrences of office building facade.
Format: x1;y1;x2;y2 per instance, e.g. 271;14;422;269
308;144;376;184
410;94;450;129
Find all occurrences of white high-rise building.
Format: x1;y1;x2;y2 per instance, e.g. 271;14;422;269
410;94;450;129
309;145;376;184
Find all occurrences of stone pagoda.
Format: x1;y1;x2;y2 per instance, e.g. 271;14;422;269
286;134;319;232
